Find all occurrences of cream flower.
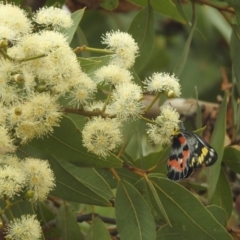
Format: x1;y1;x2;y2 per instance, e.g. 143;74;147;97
147;105;180;145
0;165;26;199
5;215;41;240
68;73;97;107
144;72;181;97
82;117;123;158
0;126;15;154
0;3;32;40
11;94;62;142
95;64;133;85
34;6;73;30
109;82;143;119
22;158;55;202
102;30;139;69
9;31;83;93
0;26;16;41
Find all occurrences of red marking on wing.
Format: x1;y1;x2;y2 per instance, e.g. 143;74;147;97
168;149;190;171
178;135;186;144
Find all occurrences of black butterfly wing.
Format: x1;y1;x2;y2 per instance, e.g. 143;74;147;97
167;132;193;181
181;130;218;168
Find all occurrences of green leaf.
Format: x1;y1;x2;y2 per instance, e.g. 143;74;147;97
157;224;187;240
206;205;228;227
223;147;240;173
78;55;112;76
148;174;233;239
180;181;207;193
135;150;164;170
116;168;141;185
128;5;155;72
56;202;84;240
150;0;185;23
55;157;113;201
174;18;197;76
30;116;123;168
130;66;143;86
230;26;240;94
62;9;85;44
86;217;111;240
51;156;113;206
207;93;228;200
172;0;189;24
115;180;156;240
17;145;113;206
95;169;118;189
145;179;171;226
100;0;118;10
210;167;232;219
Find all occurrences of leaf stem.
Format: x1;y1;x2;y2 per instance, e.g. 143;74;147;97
102;86;113;113
73;45;113;54
139;115;156;124
110;168;121;181
143;92;161;113
0;49;47;62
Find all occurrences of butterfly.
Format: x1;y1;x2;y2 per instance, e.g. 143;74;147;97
167;122;218;181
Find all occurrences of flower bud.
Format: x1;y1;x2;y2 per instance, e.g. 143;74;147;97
24;190;35;200
14;107;22;116
13;74;24;83
0;39;8;48
167;90;175;98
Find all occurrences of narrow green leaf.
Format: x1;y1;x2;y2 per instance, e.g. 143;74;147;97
130;66;143;86
115;168;141;185
62;9;85;44
208;94;228;200
210;167;232;218
55;157;114;201
30;116;123;168
100;0;118;10
128;5;155;72
115;180;156;240
174;19;197;76
148;174;233;239
146;180;171;226
51;156;113;206
223;147;240;173
206;205;228;227
230;26;240;94
150;0;185;23
56;202;84;240
157;224;187;240
17;145;113;206
86;217;111;240
172;0;189;24
95;169;118;189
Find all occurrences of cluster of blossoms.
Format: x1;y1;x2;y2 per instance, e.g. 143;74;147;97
82;38;181;157
0;155;55;240
5;215;41;240
0;4;73;239
0;2;182;238
147;105;180;146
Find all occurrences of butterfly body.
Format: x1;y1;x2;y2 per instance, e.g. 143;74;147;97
167;123;218;181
